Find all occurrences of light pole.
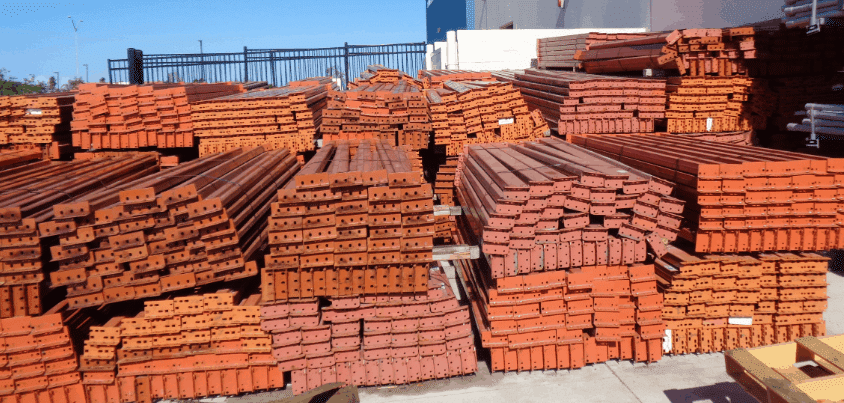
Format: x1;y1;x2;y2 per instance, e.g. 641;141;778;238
83;64;88;83
68;17;83;79
199;40;204;82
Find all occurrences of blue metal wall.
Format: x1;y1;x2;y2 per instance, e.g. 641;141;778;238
426;0;468;43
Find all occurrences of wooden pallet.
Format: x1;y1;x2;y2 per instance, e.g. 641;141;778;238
726;334;844;403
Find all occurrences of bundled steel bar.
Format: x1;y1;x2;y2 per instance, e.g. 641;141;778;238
491;69;665;137
0;92;76;158
658;247;828;355
80;291;285;403
70;82;249;150
571;133;844;253
262;139;430;302
192;77;337;156
452;138;688;371
0;155;159;317
535;32;656;70
569;28;756;76
261;265;476;395
40;147;300;309
425;77;549;156
322;68;431;151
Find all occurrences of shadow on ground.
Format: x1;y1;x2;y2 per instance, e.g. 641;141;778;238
663;382;757;403
822;250;844;276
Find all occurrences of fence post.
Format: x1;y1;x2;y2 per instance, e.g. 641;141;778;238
343;42;350;90
270;51;276;87
243;46;249;82
127;48;144;85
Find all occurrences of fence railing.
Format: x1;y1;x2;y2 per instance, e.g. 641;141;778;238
108;42;426;89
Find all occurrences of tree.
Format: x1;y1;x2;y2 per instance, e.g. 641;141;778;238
48;76;57;91
0;67;43;95
60;78;84;92
99;78;106;83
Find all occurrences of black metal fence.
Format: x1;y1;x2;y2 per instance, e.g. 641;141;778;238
109;42;426;89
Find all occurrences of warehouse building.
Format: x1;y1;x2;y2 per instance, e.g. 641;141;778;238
426;0;786;43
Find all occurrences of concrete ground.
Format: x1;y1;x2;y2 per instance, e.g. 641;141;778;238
220;267;844;403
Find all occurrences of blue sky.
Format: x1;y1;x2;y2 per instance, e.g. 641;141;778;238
1;0;426;86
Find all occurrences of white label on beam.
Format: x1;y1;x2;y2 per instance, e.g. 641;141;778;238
729;317;753;326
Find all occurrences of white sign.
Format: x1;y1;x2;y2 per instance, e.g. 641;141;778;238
498;118;514;125
706;117;713;132
729;317;753;326
662;329;672;353
26;109;42;116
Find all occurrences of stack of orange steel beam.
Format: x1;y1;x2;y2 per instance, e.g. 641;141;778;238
261;139;430;299
656;247;828;355
491;69;665;138
568;131;755;146
39;147;299;310
453;138;689;371
260;266;476;394
669;130;755;145
192;78;335;157
434;158;459;243
80;291;285;403
0;155;159;319
350;65;424;90
665;76;774;134
573;28;757;76
0;148;42;169
571;134;844;253
0;314;87;403
535;32;656;70
259;139;476;393
417;70;495;88
0;93;75;158
425;79;549;156
70;82;248;150
322;67;431;151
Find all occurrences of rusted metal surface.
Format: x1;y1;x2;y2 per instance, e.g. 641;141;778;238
425;79;549;156
452;138;685;371
536;32;657;70
569;28;757;76
664;76;773;135
455;138;683;278
262;139;432;302
0;313;87;402
39;147;299;310
571;134;844;253
658;248;828;355
491;69;664;138
192;77;336;156
79;291;285;402
70;82;261;151
262;265;476;395
0;149;43;169
0;92;76;153
0;155;159;318
321;66;431;151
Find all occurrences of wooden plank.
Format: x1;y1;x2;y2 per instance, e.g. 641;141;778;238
725;349;816;403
